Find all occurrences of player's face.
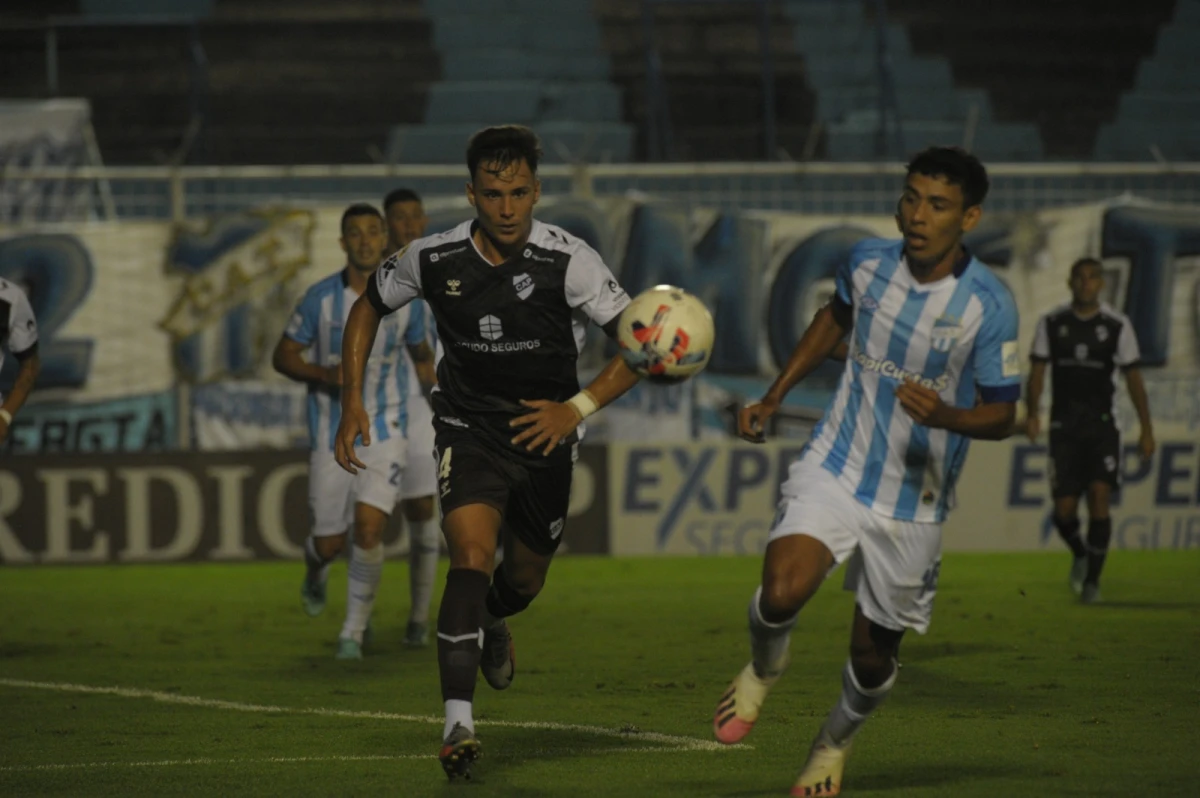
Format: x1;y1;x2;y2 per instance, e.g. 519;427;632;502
467;158;540;253
897;173;980;269
386;200;427;252
340;213;387;273
1069;263;1104;307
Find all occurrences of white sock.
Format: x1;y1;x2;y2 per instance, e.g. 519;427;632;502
444;699;474;739
823;658;897;747
408;517;439;625
340;543;383;643
749;586;796;678
304;536;334;586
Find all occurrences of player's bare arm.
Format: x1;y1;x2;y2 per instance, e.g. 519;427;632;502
741;301;852;443
333;294;383;474
272;337;341;387
407;340;437;393
510;316;640;456
0;346;40;444
896;381;1015;440
1123;366;1155;459
1024;360;1047;441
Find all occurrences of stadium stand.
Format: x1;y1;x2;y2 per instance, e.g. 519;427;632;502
595;0;818;161
386;0;633;164
785;0;1043;161
0;0;439;164
886;0;1178;159
1095;0;1200;160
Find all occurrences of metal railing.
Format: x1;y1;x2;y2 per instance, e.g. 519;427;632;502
2;161;1200;223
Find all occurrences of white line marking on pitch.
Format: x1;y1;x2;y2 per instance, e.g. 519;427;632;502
0;678;741;754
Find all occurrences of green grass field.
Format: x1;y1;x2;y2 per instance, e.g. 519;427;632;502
1;552;1198;797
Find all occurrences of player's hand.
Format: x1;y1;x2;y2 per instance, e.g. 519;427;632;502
1025;415;1041;443
738;397;779;443
322;364;343;389
896;381;949;427
510;399;580;456
1138;429;1156;460
334;401;371;474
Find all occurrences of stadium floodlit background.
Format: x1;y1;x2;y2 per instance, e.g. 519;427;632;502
1;0;1197;796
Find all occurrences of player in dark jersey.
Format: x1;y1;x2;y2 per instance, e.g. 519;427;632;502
1025;257;1155;604
334;125;639;779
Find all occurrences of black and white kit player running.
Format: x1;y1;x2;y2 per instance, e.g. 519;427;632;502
334;125;643;780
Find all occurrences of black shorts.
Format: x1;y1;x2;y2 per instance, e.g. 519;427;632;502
433;425;574;556
1049;425;1121;499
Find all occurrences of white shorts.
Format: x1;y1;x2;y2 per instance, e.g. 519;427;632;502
398;396;437;500
768;454;943;634
308;435;406;537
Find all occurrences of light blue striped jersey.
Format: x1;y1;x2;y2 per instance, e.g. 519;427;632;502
285;269;427;451
403;299;436;401
807;238;1021;523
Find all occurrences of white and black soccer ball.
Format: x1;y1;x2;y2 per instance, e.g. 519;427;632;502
616;285;715;383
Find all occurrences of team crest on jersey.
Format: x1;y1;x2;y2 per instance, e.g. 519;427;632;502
859;295;880;312
446;279;462;296
1095;325;1108;342
513;273;534;300
1058;325;1069;337
929;314;963;353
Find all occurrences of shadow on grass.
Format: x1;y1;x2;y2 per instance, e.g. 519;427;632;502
1092;601;1200;610
434;726;726;791
0;642;61;659
899;641;1010;662
710;762;1018;797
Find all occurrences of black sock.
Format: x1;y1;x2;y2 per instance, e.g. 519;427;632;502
1054;515;1087;559
437;568;491;703
485;567;534;622
1084;518;1112;586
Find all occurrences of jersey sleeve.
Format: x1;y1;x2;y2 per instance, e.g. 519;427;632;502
564;246;630;327
834;246;855;308
367;245;421;316
6;289;38;356
283;287;321;346
1115;314;1141;368
404;296;428;347
974;292;1022;403
1029;313;1050;362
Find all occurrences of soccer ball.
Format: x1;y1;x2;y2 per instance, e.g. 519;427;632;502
616;285;715;383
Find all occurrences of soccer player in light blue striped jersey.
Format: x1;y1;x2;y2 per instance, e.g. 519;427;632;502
712;147;1021;797
273;203;434;660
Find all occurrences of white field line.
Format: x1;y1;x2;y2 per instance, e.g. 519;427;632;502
0;755;430;773
0;678;742;755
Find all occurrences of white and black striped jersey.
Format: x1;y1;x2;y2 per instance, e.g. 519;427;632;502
0;277;38;403
367;219;630;464
1030;302;1140;426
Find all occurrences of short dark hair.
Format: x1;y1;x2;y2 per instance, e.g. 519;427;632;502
466;125;542;180
383;188;422;210
1070;257;1103;279
341;203;383;234
905;146;990;209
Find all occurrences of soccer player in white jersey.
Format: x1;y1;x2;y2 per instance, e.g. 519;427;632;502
272;203;434;660
335;126;640;779
712;147;1021;797
0;277;40;446
383;187;441;647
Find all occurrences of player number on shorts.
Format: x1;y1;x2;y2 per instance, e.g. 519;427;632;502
389;463;401;486
439;447;452;480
